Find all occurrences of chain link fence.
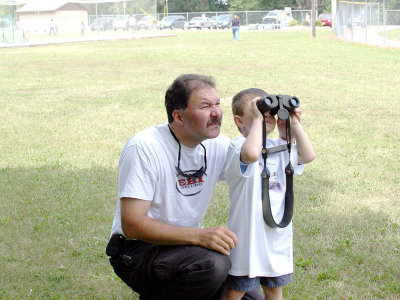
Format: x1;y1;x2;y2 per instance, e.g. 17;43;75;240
2;0;399;47
1;7;315;44
335;0;400;47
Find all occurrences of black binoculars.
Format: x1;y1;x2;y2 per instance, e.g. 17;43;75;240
256;94;300;120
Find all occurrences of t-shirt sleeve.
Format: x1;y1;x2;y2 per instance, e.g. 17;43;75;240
118;143;156;201
216;134;232;181
225;137;254;182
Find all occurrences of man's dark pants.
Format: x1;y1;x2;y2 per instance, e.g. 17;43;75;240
106;235;263;300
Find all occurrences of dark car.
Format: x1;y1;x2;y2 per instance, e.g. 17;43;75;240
137;15;157;30
158;15;186;30
318;13;332;27
215;14;233;29
90;17;114;31
210;16;218;29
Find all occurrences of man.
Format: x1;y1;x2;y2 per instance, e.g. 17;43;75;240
106;74;263;300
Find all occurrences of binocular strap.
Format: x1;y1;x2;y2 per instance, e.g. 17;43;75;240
261;164;294;228
261;116;295;228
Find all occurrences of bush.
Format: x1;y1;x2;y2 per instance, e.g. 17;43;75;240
302;20;310;26
316;20;323;26
289;19;298;27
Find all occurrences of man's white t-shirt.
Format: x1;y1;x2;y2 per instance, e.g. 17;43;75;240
225;137;304;278
111;124;230;236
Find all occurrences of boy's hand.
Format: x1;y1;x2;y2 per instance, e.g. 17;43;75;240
278;108;301;141
250;97;263;121
290;107;302;125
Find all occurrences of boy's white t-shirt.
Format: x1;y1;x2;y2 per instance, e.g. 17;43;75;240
111;124;230;236
225;136;304;278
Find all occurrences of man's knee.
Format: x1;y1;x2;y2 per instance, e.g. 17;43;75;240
207;250;231;281
185;247;231;283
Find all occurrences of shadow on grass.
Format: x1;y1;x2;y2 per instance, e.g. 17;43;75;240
290;171;400;299
1;165;398;299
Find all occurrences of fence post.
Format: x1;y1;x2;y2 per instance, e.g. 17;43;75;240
312;0;316;37
383;0;386;47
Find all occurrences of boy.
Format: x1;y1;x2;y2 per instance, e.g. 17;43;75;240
222;88;315;300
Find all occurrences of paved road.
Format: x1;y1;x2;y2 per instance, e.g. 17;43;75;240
0;31;174;48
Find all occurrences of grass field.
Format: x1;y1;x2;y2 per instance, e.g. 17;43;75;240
0;28;399;299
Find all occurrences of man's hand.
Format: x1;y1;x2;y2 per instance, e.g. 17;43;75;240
121;198;238;256
197;226;238;256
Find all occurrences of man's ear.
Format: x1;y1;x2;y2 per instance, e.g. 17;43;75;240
172;109;184;125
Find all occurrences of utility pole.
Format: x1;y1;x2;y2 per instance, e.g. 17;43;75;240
331;0;337;33
312;0;316;37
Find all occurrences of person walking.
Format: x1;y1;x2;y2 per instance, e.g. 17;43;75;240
80;21;85;35
230;15;240;41
49;19;56;36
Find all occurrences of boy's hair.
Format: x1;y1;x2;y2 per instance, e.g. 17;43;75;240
231;88;268;116
165;74;216;124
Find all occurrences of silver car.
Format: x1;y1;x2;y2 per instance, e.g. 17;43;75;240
187;17;214;30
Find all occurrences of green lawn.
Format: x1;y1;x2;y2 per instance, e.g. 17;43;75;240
0;28;399;299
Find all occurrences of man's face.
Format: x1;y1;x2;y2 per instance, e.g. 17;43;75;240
180;86;222;144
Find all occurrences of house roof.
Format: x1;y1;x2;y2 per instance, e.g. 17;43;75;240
15;1;87;13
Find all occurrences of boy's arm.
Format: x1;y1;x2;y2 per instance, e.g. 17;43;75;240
289;108;315;164
240;99;263;164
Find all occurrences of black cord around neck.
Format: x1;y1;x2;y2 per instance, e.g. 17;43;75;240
261;117;295;228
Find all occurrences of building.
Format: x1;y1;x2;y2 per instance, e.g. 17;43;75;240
15;0;89;34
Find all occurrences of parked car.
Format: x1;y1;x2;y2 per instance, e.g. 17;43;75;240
137;15;157;30
0;18;11;29
318;13;332;27
187;17;214;29
210;16;218;29
90;17;114;31
113;15;129;30
284;10;294;24
262;10;292;29
215;14;233;29
158;15;186;30
128;15;137;30
346;16;366;28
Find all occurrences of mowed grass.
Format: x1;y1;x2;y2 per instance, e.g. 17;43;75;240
0;28;399;299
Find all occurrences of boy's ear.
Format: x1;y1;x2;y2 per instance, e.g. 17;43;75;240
233;115;243;129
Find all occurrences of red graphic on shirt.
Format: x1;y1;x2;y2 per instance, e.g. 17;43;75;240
176;173;206;196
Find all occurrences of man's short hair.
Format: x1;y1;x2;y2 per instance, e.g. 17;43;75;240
231;88;267;116
165;74;216;123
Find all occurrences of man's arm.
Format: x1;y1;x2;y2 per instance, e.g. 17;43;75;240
121;197;238;256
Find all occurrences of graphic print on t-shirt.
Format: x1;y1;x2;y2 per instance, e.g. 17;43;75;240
269;171;282;192
175;172;206;196
259;161;282;192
